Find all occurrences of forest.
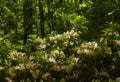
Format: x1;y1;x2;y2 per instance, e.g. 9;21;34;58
0;0;120;82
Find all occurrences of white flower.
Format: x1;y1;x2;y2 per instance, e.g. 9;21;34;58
63;41;69;46
48;57;56;63
70;30;75;35
113;31;119;36
115;40;120;46
70;42;74;46
56;34;61;39
74;58;79;63
59;51;64;55
72;32;78;37
59;51;65;58
65;31;69;35
54;50;59;54
65;34;71;39
88;42;98;49
34;37;44;43
49;36;56;41
0;66;5;71
29;56;35;61
26;62;38;69
8;51;25;60
81;43;88;48
39;44;46;49
44;53;49;59
81;42;98;49
52;65;60;71
115;77;120;82
82;48;92;54
5;77;12;82
51;50;60;57
77;49;82;54
15;64;25;71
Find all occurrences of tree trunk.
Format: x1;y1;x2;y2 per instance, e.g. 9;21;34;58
23;0;33;45
47;0;54;32
39;1;45;38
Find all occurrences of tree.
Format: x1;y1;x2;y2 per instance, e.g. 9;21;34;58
23;0;33;45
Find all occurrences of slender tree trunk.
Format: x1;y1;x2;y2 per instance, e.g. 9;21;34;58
36;1;39;36
23;3;28;45
23;0;33;45
39;1;45;38
47;0;54;32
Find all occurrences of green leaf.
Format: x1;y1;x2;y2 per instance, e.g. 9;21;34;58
117;51;120;57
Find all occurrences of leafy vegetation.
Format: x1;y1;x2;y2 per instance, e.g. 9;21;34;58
1;0;120;82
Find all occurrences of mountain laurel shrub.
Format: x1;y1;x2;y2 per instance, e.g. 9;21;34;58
0;29;120;82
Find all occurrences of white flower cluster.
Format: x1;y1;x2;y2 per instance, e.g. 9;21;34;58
0;66;5;71
49;34;62;41
49;29;79;41
8;51;25;60
43;50;79;72
25;56;39;69
50;50;65;58
15;64;25;71
64;29;79;39
44;50;65;63
8;55;39;79
51;60;76;72
115;40;120;46
34;37;46;49
25;61;39;69
77;42;98;55
72;57;79;63
34;37;44;43
81;42;98;49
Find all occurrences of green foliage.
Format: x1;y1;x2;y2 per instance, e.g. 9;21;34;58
1;0;120;81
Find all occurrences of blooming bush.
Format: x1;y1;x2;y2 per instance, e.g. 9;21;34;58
1;29;120;82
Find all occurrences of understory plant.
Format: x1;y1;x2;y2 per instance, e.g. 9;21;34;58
0;29;120;82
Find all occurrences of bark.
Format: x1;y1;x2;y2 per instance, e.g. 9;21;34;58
47;0;54;32
39;1;45;38
23;0;33;45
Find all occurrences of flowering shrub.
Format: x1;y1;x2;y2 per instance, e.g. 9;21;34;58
1;29;120;82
